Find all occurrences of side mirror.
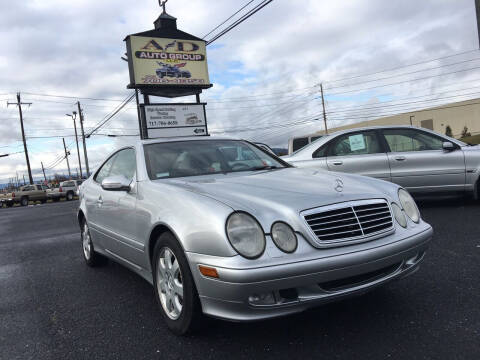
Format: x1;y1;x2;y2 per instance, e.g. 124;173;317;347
442;141;455;151
101;175;131;191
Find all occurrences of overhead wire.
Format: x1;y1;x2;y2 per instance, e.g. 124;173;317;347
323;56;480;91
324;49;479;84
206;0;274;45
202;0;256;39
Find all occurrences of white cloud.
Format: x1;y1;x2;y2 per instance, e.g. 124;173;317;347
0;0;478;181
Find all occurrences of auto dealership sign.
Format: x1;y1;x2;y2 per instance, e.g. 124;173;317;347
141;103;208;138
125;6;212;139
126;36;210;88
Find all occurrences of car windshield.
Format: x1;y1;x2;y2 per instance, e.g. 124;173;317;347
144;140;288;179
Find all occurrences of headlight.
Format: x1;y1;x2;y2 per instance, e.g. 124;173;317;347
271;222;297;253
391;202;407;228
226;212;265;259
398;188;420;223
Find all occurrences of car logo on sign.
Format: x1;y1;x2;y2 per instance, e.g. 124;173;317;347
334;178;344;192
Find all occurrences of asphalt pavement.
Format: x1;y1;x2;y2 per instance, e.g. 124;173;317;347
0;199;479;360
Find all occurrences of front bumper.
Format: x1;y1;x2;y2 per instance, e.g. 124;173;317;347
187;225;433;321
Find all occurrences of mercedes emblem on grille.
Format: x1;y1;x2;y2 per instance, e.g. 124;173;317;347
334;178;344;192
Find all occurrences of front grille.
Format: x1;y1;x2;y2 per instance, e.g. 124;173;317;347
303;200;394;244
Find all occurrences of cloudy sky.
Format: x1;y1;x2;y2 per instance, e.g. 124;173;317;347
0;0;478;183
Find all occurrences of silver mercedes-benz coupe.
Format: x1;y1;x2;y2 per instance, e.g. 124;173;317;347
78;137;433;334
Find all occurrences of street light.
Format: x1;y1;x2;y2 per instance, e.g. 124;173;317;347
66;112;83;179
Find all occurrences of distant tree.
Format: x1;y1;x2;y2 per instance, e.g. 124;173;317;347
445;125;453;137
461;126;471;138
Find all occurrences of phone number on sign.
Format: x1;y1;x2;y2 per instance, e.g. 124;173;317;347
148;120;178;127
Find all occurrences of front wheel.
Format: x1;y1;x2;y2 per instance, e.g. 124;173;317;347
81;221;107;267
152;232;202;335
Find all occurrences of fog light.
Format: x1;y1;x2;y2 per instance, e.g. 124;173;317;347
248;292;276;305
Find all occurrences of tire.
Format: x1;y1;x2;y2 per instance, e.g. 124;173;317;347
152;232;202;335
81;220;108;267
6;201;13;208
66;191;74;201
20;197;29;206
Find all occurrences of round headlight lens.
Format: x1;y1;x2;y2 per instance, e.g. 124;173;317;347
226;212;265;259
271;222;298;253
398;188;420;223
391;202;407;228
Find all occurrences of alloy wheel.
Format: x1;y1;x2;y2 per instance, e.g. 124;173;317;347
156;247;184;320
82;223;92;260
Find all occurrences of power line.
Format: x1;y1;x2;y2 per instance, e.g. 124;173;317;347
324;56;480;91
327;65;480;96
324;49;479;84
22;92;126;102
202;0;256;39
325;90;480;115
206;0;274;45
213;99;480;136
86;93;135;137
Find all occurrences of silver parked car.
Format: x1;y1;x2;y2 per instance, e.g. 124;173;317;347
283;125;480;199
78;137;432;334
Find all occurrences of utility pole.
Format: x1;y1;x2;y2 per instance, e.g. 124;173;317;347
77;102;90;177
41;162;47;182
67;112;82;178
7;93;33;184
320;83;328;134
62;138;72;179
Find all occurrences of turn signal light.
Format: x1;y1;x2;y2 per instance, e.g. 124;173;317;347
198;265;219;278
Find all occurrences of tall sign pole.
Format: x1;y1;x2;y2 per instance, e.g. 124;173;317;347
7;93;33;184
77;102;90;177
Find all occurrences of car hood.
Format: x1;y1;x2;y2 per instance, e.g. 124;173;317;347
164;167;395;214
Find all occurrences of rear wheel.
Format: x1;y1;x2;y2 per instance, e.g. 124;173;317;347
81;221;107;267
66;191;74;201
152;232;202;335
20;197;29;206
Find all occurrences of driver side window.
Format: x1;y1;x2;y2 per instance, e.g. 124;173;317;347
328;131;382;156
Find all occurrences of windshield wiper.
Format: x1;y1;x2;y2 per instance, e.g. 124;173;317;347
251;165;280;171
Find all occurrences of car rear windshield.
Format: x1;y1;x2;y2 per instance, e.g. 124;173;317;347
144;140;288;180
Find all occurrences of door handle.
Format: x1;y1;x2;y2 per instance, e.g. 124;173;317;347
330;161;343;165
96;196;103;205
394;156;406;161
